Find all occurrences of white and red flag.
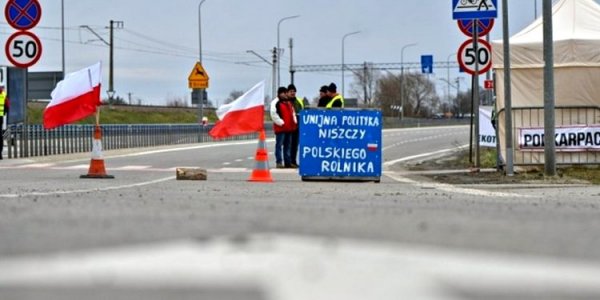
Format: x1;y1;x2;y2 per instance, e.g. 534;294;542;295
43;62;102;129
209;81;265;139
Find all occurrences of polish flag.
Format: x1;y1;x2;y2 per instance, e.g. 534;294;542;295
43;62;102;129
209;81;265;139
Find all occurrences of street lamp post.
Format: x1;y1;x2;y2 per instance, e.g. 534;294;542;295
342;31;360;99
61;0;65;76
446;53;456;105
400;43;417;120
277;15;299;88
197;0;207;123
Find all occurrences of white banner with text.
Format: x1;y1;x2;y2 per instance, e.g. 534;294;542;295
519;126;600;152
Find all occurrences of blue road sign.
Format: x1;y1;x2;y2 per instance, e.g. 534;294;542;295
421;55;434;74
452;0;497;20
5;0;42;30
299;109;382;180
458;18;495;37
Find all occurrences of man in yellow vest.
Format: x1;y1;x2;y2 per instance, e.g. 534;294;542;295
0;85;8;160
325;83;344;108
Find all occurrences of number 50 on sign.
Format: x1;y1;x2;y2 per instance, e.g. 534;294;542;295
457;38;492;75
5;31;43;68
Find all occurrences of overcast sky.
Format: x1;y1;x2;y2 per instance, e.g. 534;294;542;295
0;0;557;106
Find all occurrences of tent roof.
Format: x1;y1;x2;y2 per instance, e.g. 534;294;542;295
510;0;600;44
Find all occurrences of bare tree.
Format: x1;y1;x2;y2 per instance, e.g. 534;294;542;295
226;90;245;104
374;72;401;117
403;73;439;117
350;62;379;106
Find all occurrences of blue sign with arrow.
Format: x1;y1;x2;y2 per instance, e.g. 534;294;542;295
452;0;498;20
421;55;433;74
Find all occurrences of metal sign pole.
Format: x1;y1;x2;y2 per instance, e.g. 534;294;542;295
473;20;481;168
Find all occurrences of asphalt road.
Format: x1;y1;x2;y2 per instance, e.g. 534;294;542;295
2;125;600;300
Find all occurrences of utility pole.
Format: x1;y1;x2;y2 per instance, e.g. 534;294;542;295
128;92;132;105
289;38;295;85
363;62;369;106
543;0;556;176
503;0;515;176
272;47;278;100
80;21;123;108
109;20;115;107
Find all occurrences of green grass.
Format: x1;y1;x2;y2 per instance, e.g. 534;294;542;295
456;148;499;169
27;105;211;125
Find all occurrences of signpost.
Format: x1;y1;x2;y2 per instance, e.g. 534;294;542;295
453;0;497;169
420;55;433;74
5;31;42;68
457;38;492;75
4;0;41;30
188;62;209;89
4;0;43;134
452;0;498;20
458;18;494;37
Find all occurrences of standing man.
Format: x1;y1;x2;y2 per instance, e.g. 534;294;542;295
317;85;330;107
325;82;344;108
270;86;297;168
287;84;307;168
0;86;8;160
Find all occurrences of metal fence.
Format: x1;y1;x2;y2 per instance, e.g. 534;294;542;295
4;124;272;159
498;106;600;166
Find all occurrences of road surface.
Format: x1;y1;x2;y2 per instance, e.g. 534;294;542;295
1;125;600;300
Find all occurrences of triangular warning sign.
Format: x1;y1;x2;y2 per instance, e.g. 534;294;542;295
188;62;209;81
454;0;496;13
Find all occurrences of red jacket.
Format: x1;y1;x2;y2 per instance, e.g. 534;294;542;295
270;98;297;133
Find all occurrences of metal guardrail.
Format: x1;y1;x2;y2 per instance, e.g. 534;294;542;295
1;118;469;159
5;124;273;159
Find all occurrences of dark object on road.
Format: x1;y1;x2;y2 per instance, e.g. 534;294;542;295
176;168;208;181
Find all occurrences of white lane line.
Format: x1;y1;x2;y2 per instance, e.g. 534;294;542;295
1;235;599;300
383;144;469;167
383;145;531;198
384;171;531;198
0;176;174;199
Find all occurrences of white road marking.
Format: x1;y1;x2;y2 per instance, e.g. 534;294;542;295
383;144;469;168
0;176;174;199
0;235;598;300
384;171;531;198
383;145;532;198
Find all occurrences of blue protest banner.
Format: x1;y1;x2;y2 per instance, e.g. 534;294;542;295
299;109;382;181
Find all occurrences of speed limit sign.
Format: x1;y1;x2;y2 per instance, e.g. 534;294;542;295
5;31;42;68
457;38;492;75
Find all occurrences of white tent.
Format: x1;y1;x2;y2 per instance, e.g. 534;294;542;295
492;0;600;165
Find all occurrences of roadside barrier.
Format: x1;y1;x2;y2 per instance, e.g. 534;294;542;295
4;124;273;159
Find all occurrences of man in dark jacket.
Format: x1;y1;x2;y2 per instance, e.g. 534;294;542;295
317;85;331;108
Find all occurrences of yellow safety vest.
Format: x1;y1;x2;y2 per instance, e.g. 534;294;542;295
295;97;305;109
0;91;6;117
326;94;344;108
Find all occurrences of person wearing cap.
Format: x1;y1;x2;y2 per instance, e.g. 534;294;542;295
270;86;297;168
287;84;307;168
325;83;344;108
317;85;331;108
0;86;8;160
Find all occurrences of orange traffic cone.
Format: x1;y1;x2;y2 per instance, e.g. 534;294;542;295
80;125;115;179
248;130;273;183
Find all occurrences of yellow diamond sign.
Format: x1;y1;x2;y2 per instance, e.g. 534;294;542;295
188;62;209;89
